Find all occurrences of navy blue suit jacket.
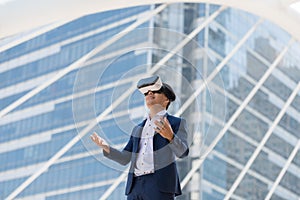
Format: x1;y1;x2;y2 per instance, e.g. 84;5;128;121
104;114;189;196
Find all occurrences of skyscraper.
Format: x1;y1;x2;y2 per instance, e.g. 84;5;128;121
1;3;299;200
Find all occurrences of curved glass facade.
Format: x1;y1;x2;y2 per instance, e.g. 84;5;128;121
0;3;299;200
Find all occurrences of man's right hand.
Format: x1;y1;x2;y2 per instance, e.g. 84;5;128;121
90;132;110;153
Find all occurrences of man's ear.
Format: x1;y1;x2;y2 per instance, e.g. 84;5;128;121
164;98;170;107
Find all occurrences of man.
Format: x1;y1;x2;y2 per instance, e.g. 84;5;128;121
91;75;189;199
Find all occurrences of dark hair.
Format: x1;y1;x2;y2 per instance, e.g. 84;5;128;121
161;83;176;110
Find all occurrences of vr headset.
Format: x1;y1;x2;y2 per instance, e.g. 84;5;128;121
137;75;162;94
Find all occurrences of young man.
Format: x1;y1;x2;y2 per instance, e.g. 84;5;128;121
91;75;189;199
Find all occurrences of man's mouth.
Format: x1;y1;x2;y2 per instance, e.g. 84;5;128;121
146;95;155;100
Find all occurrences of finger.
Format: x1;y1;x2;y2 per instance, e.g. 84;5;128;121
90;134;96;141
93;133;100;141
91;133;96;140
164;117;171;129
154;121;162;130
163;117;169;125
154;120;160;126
157;125;164;131
155;126;161;132
93;133;103;141
92;134;101;144
159;119;164;125
93;132;99;137
97;137;103;144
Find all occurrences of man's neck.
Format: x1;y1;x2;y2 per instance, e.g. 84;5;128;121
149;105;166;119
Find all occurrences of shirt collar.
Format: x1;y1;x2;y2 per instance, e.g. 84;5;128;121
146;110;167;121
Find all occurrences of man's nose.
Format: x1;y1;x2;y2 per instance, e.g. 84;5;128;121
145;90;154;96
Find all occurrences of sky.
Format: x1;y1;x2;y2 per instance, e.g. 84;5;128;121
0;0;300;9
0;0;300;40
290;1;300;12
0;0;15;5
0;0;299;12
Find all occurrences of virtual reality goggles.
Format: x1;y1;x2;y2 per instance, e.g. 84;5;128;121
137;75;162;94
137;75;176;101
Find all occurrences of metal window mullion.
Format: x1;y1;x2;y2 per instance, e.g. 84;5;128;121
180;17;263;188
152;6;227;70
209;52;300;146
97;6;228;200
0;18;79;53
202;85;300;199
202;179;245;200
224;38;294;200
4;4;168;200
265;139;300;200
99;169;129;200
212;79;299;155
0;4;167;120
264;83;300;200
206;117;300;199
176;18;263;117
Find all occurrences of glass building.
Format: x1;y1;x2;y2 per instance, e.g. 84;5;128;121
0;3;300;200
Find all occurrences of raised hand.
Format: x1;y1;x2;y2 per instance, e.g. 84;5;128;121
154;117;174;142
90;132;110;153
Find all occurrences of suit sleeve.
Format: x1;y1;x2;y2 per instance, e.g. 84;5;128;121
169;118;189;158
103;136;133;166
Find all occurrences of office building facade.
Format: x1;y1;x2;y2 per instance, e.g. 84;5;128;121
0;3;299;200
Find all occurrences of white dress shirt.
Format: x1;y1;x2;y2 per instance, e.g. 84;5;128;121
134;110;167;176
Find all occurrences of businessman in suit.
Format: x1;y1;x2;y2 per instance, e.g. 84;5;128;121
91;76;189;199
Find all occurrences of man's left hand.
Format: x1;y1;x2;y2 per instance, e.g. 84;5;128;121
154;117;174;142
